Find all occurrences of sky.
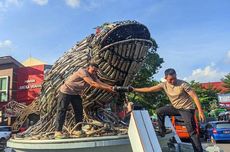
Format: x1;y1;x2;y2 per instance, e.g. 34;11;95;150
0;0;229;82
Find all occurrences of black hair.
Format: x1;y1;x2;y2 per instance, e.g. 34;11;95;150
89;62;99;68
164;68;176;76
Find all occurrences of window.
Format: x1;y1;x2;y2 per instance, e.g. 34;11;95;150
0;76;8;102
216;123;230;129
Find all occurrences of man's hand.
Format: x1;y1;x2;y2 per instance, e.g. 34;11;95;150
108;86;116;92
127;86;134;92
198;110;206;122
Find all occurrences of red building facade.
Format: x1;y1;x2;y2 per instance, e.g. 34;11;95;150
16;65;45;105
0;56;51;110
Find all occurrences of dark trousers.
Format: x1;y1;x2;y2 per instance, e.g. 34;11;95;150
156;106;203;152
55;92;83;131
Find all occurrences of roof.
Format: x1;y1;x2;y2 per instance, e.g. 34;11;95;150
0;56;23;67
201;82;228;93
22;57;47;67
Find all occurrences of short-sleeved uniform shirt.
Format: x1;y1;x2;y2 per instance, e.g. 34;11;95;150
157;79;195;109
60;68;97;95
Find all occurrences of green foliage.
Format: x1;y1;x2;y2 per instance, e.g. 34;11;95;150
189;81;221;112
222;73;230;93
209;108;226;118
128;42;169;114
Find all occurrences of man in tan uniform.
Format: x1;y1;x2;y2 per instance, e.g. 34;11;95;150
55;63;114;138
133;68;205;152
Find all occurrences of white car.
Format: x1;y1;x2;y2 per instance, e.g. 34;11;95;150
0;126;11;142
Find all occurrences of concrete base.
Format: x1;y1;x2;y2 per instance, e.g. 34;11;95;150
7;135;132;152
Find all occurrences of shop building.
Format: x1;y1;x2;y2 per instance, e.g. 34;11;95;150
0;56;23;108
0;56;51;125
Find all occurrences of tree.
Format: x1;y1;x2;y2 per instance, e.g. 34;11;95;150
128;39;169;114
189;81;220;112
222;73;230;93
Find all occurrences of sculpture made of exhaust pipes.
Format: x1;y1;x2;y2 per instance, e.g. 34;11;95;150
11;20;157;139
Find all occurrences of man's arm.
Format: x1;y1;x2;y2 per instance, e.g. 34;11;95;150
95;78;111;88
133;85;162;93
83;76;113;92
187;90;206;122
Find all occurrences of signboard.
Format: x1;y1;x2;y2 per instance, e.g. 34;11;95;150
218;93;230;103
19;79;42;90
16;65;44;104
218;93;230;108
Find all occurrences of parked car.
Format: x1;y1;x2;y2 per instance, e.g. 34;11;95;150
199;117;217;138
205;121;230;142
218;111;230;121
0;126;12;142
171;114;200;139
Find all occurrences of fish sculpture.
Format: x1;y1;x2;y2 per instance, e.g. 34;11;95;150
12;20;157;139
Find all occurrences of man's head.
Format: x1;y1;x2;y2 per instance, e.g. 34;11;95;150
88;62;99;74
164;68;177;85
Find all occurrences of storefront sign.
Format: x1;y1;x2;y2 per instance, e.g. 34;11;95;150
218;93;230;108
218;93;230;103
16;65;44;104
19;79;41;90
19;84;42;90
25;79;36;83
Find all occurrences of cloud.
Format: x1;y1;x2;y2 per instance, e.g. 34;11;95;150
223;50;230;64
0;40;13;51
65;0;80;8
5;0;21;6
0;0;22;12
227;50;230;60
32;0;48;6
184;64;227;82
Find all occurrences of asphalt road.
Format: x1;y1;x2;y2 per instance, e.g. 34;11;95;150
201;139;230;152
215;142;230;152
183;138;230;152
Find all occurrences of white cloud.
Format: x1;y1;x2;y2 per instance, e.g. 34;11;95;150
0;40;13;50
0;0;22;12
184;64;227;82
65;0;80;8
32;0;48;6
5;0;21;6
227;50;230;60
223;50;230;64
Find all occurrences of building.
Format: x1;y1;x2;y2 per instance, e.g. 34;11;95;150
0;56;24;108
16;57;51;105
0;56;51;125
201;82;228;93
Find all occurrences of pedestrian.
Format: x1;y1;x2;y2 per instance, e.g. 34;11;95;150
133;68;205;152
55;63;114;138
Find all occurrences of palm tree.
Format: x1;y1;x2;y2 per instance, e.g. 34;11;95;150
222;73;230;93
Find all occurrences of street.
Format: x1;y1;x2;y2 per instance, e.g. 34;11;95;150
183;138;230;152
216;142;230;152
